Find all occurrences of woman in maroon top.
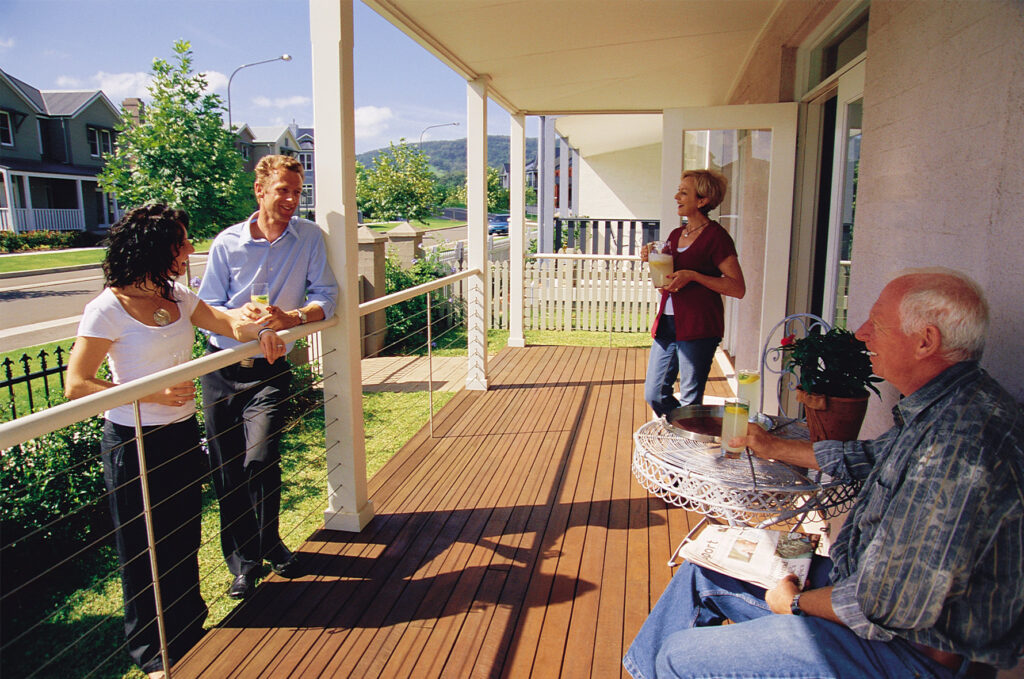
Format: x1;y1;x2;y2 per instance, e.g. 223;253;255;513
641;170;746;416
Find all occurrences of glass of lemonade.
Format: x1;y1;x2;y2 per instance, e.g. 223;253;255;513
251;283;270;313
720;398;750;459
647;241;674;288
736;369;761;420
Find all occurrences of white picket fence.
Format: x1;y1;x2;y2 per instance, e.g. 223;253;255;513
438;256;659;332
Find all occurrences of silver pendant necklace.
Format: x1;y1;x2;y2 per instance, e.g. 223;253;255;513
153;308;172;326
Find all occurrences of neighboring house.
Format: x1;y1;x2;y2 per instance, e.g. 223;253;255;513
291;123;315;218
234;124;300;173
0;67;122;233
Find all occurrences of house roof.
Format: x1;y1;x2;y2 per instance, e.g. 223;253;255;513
1;67;120;119
249;125;295;144
2;70;46;112
1;156;103;178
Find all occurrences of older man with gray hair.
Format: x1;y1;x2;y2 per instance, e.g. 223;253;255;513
624;269;1023;679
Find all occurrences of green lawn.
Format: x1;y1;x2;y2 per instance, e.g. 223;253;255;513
0;240;214;274
365;216;465;233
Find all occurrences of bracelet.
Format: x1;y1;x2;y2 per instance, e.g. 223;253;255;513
258;327;275;339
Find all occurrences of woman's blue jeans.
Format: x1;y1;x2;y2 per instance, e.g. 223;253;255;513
623;561;959;679
645;315;720;416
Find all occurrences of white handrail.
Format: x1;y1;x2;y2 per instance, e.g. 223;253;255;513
527;253;640;261
358;267;481;316
0;318;336;451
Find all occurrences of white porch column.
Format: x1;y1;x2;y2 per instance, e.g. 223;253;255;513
571;147;581;217
23;175;35;230
466;77;489;390
75;179;85;230
310;0;373;531
1;169;13;231
508;113;526;348
539;116;556;253
558;135;568;222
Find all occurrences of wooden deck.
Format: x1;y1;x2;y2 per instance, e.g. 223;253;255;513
361;355;468;393
176;345;732;678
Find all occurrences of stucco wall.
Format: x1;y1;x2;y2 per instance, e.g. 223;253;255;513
853;0;1024;435
577;143;662;220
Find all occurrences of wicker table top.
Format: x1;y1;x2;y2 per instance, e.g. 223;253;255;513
632;417;859;527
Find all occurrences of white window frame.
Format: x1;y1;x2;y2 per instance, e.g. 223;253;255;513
100;129;113;156
299;151;314;172
87;126;99;157
301;182;314;208
0;111;13;147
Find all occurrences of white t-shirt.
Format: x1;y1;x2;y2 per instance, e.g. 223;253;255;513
77;282;201;427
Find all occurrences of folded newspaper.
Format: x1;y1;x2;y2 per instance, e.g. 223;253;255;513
679;524;819;589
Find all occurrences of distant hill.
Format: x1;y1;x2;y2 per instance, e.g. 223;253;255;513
357;135;538;176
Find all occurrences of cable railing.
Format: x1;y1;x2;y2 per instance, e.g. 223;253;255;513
0;268;482;678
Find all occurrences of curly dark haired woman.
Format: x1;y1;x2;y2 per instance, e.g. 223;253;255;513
66;204;287;678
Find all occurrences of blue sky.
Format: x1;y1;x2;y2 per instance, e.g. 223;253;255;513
0;0;514;153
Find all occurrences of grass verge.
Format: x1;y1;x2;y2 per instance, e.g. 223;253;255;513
0;240;213;275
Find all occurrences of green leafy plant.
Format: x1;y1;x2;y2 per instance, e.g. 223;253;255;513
99;40;254;240
382;249;462;353
780;327;882;398
356;140;438;222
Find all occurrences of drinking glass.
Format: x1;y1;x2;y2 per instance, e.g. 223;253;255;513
720;398;749;459
251;283;270;314
736;369;761;420
647;240;673;288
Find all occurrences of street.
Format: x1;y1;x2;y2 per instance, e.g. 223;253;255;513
0;256;208;353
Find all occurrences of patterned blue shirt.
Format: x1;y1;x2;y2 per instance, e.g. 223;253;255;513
199;213;338;349
815;362;1024;668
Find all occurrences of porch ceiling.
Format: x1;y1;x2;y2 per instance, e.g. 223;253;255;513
363;0;782;115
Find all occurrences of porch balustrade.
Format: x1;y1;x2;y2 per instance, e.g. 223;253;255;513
0;207;86;232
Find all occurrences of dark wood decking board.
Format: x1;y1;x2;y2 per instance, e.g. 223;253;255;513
176;345;716;678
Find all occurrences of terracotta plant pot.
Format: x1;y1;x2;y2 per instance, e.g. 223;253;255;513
796;389;869;443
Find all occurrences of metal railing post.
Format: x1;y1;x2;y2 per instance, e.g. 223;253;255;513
426;290;434;437
131;402;172;678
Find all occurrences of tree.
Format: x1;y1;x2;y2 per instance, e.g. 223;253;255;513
356;141;437;222
99;40;253;239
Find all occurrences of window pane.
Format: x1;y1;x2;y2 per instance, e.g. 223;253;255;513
1;112;14;145
87;127;99;156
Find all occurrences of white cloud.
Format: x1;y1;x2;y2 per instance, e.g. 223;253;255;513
0;37;14;50
54;71;152;101
355;105;393;140
203;71;229;95
252;95;312;109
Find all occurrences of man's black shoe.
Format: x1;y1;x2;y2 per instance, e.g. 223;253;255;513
269;551;303;579
228;573;253;599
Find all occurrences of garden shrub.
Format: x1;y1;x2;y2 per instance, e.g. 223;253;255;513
0;230;100;253
383;248;464;353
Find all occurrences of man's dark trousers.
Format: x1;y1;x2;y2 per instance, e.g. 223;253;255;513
201;356;292;577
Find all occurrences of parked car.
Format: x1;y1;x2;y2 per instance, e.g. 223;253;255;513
488;213;510;235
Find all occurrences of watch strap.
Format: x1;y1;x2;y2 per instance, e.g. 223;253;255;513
790;592;806;616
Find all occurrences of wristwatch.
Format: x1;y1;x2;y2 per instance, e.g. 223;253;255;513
296;308;308;324
790;592;806;616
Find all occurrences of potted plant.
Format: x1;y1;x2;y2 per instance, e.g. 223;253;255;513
779;327;882;442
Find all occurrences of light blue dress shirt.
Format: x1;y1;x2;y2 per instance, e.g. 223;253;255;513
198;213;339;349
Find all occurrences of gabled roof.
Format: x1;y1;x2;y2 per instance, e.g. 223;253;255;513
295;126;314;141
0;67;120;119
1;69;46;112
249;125;294;144
234;123;256;142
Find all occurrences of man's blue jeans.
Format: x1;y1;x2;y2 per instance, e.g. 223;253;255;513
623;561;959;679
644;316;720;416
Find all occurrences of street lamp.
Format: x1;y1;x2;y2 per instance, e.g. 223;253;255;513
419;121;460;147
226;54;292;130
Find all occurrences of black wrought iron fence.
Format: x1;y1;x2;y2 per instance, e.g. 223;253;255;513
1;344;74;420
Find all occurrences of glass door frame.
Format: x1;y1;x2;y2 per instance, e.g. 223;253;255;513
821;59;865;327
662;104;798;415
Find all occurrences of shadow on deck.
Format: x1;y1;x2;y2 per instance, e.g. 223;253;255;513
176;345;729;678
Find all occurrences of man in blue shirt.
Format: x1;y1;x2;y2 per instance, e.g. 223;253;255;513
199;155;338;599
624;269;1022;679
